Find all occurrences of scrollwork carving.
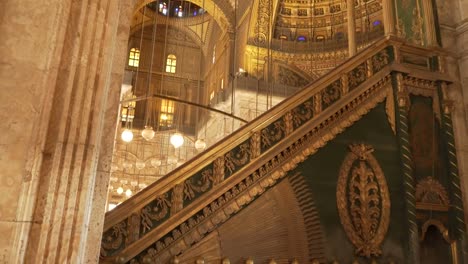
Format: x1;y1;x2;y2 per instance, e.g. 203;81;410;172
261;120;286;149
291;99;315;128
101;222;128;256
184;169;213;201
337;144;390;258
348;64;367;90
141;194;172;234
224;143;252;175
415;177;449;206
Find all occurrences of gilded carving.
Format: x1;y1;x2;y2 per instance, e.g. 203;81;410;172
140;194;172;234
213;157;225;185
224;142;252;175
372;49;390;73
101;222;127;256
291;99;315;127
337;144;390;258
184;169;213;200
261;120;286;149
250;132;261;159
322;80;342;108
411;8;424;46
171;184;184;216
415;177;449;206
348;64;367;90
396;18;407;39
277;66;310;87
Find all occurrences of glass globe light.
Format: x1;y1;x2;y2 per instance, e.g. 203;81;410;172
150;158;162;168
135;160;146;170
110;164;119;172
116;187;124;195
141;126;155;141
125;189;132;197
195;139;207;151
170;133;184;148
122;161;133;170
130;181;138;187
121;129;134;142
167;155;178;165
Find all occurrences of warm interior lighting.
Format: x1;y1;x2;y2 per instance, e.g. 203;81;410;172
135;160;146;170
121;129;134;142
195;139;207;151
125;189;133;197
108;203;117;211
150;158;162;167
116;187;124;195
170;133;184;148
141;126;155;141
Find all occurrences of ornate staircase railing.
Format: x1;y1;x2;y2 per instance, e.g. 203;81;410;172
101;36;447;263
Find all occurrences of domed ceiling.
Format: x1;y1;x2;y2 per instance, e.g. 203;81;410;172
274;0;383;42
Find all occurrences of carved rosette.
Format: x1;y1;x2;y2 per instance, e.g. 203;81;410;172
337;144;390;258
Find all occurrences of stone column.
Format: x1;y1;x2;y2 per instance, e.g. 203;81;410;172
0;0;127;263
421;0;437;46
393;73;420;264
382;0;396;35
25;0;121;262
347;0;357;57
0;0;81;262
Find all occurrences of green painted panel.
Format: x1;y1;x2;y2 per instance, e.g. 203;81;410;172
293;102;406;262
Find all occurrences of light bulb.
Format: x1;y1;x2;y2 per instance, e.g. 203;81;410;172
121;129;134;142
150;158;162;168
122;161;133;170
170;133;184;148
125;189;132;197
116;187;124;195
135;160;146;170
141;126;155;141
195;139;207;151
167;155;178;165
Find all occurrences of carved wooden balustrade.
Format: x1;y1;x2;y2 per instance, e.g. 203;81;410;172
101;36;448;263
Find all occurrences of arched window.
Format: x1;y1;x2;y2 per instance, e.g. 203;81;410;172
128;48;140;67
165;54;177;73
159;99;175;127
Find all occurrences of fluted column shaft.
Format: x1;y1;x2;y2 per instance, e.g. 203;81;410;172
382;0;396;35
347;0;357;57
421;0;437;46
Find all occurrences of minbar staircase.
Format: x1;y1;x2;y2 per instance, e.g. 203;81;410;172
100;37;447;263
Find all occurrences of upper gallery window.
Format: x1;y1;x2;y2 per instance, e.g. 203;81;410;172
165;54;177;73
128;48;140;67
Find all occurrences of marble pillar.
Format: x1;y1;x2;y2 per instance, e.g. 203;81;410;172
382;0;396;35
347;0;357;57
0;0;131;262
421;0;437;46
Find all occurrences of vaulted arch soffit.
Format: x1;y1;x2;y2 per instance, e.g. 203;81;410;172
129;15;213;55
132;0;234;32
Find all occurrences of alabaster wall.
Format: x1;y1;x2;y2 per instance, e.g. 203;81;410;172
435;0;468;227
